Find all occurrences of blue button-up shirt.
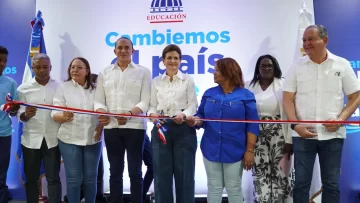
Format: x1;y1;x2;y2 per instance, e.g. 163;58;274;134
0;75;17;136
196;86;259;163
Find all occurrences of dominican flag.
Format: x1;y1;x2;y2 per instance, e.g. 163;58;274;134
16;10;47;184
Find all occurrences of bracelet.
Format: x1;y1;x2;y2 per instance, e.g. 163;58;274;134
246;149;254;153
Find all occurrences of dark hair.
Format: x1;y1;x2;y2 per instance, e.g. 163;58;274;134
216;57;244;88
0;46;9;55
249;55;282;87
91;73;98;83
306;24;328;39
66;57;95;90
162;44;182;60
115;37;134;49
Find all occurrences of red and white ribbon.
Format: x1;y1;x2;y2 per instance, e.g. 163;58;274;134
1;93;359;125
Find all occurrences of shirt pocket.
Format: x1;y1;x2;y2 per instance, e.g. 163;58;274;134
297;75;312;93
204;98;219;118
126;79;142;96
103;81;116;98
222;101;245;119
324;75;342;93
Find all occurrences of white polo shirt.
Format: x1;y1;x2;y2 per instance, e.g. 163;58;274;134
94;62;151;130
283;50;360;140
17;78;60;149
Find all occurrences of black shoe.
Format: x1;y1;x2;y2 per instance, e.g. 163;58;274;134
63;195;69;202
96;195;109;203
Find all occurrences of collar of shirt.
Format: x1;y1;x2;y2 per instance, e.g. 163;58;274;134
71;79;87;88
29;77;56;86
301;49;338;65
111;61;137;70
161;70;185;81
216;85;240;94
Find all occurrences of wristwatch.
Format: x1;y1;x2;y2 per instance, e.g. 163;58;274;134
290;124;297;130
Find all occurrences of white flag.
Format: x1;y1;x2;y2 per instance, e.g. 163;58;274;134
293;2;322;203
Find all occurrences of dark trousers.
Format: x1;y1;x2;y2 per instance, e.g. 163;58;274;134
151;121;197;203
292;137;344;203
104;128;145;203
22;138;62;203
0;135;11;203
142;135;153;202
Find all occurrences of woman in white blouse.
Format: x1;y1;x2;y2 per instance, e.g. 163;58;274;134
245;55;293;203
148;44;198;203
51;57;102;203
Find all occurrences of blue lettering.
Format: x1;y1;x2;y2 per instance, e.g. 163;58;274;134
132;50;140;64
206;31;219;43
121;34;131;40
132;34;151;46
179;55;195;74
185;32;205;44
152;30;165;45
173;33;184;44
219;31;230;43
105;32;119;47
166;29;172;44
105;30;231;47
197;47;208;74
350;61;360;68
152;56;165;77
109;48;224;78
4;67;16;75
195;86;199;96
151;47;224;78
208;53;224;73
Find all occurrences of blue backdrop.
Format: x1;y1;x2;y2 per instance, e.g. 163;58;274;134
0;0;359;201
0;0;36;199
314;0;360;202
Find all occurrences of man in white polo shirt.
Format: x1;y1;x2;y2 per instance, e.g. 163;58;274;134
283;24;360;203
94;37;151;203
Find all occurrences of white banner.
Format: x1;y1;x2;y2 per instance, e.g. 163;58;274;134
37;0;314;202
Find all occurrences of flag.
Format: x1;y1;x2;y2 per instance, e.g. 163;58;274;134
293;3;322;202
16;10;47;185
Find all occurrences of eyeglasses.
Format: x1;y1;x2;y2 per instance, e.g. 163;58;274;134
259;64;274;70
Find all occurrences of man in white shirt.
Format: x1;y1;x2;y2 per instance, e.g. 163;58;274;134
17;53;62;203
95;37;151;203
283;25;360;203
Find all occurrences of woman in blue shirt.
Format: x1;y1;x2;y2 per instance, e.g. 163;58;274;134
187;57;259;203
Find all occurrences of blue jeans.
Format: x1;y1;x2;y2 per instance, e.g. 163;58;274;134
292;137;344;203
59;140;102;203
152;121;197;203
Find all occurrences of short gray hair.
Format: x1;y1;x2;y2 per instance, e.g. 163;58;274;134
32;53;51;66
306;24;328;39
